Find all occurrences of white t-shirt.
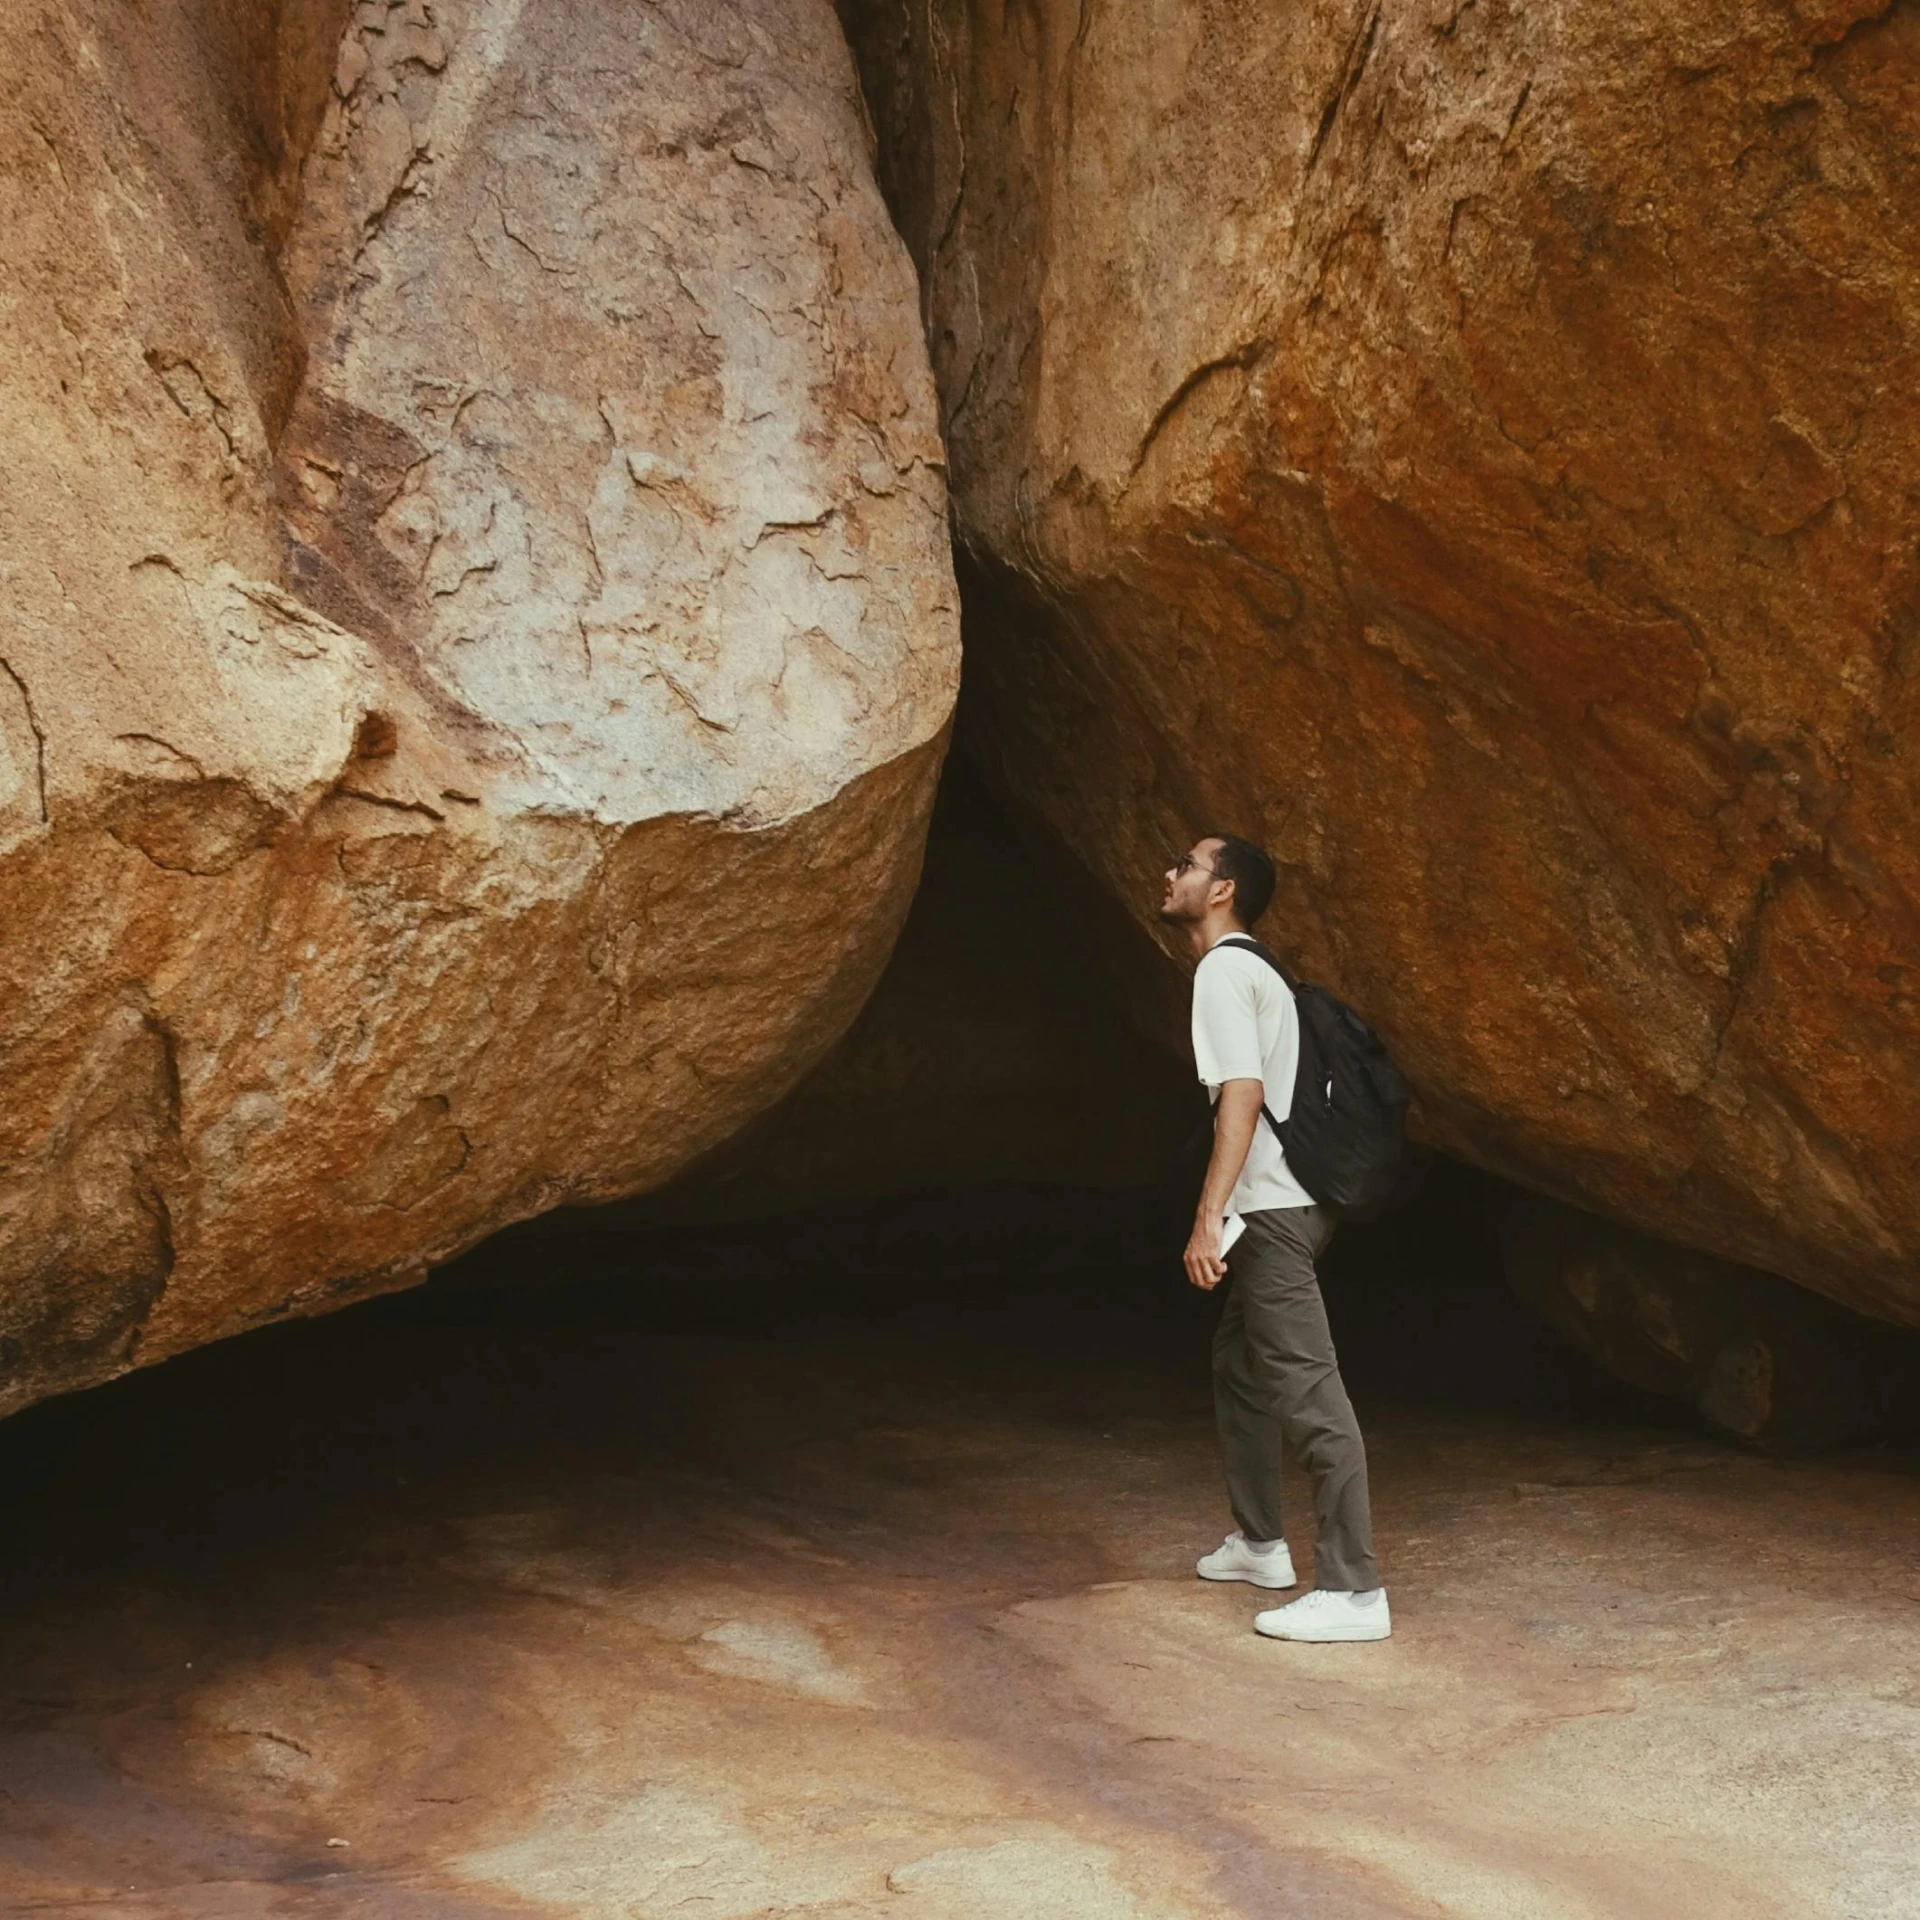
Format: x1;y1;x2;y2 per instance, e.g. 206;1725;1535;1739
1191;936;1316;1215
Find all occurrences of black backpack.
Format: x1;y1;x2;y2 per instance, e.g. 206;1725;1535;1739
1214;935;1412;1222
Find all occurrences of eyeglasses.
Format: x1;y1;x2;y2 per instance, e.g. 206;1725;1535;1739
1169;850;1220;879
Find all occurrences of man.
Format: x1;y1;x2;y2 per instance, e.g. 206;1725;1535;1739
1160;834;1389;1643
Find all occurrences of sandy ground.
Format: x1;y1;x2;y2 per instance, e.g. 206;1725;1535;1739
0;1292;1916;1919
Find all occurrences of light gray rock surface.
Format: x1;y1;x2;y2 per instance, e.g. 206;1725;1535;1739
0;0;957;1415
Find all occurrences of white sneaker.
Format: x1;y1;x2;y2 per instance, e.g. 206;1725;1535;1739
1196;1531;1298;1590
1254;1588;1391;1642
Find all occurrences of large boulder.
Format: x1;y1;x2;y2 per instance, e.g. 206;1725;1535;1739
0;0;957;1416
842;0;1920;1325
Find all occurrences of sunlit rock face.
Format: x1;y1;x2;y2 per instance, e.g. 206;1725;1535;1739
841;0;1920;1325
0;0;957;1416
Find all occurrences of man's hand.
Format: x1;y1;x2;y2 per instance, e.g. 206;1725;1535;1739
1184;1213;1227;1291
1186;1077;1262;1292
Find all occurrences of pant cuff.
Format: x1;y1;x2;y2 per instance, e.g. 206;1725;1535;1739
1313;1560;1381;1591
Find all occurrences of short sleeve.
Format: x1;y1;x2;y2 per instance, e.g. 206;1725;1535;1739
1192;954;1266;1089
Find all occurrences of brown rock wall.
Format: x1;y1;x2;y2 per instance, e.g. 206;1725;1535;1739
0;0;957;1414
843;0;1920;1323
1500;1192;1920;1448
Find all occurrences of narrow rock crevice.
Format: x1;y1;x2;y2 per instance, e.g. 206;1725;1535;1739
0;656;49;825
1305;1;1381;175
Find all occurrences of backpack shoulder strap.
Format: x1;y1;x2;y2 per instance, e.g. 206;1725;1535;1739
1210;933;1298;991
1206;936;1297;1145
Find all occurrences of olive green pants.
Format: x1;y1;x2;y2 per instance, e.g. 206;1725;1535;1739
1213;1204;1381;1591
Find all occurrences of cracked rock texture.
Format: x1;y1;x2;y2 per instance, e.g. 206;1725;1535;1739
841;0;1920;1325
0;0;957;1416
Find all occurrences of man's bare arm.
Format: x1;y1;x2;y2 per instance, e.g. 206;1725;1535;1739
1184;1078;1264;1292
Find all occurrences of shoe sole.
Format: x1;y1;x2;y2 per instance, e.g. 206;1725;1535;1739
1197;1566;1298;1590
1253;1620;1390;1642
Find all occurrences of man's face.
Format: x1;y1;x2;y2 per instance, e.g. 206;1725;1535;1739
1158;838;1228;923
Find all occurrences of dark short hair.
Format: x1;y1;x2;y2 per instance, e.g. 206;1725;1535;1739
1203;832;1275;926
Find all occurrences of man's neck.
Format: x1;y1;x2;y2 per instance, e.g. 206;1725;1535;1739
1187;915;1249;962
